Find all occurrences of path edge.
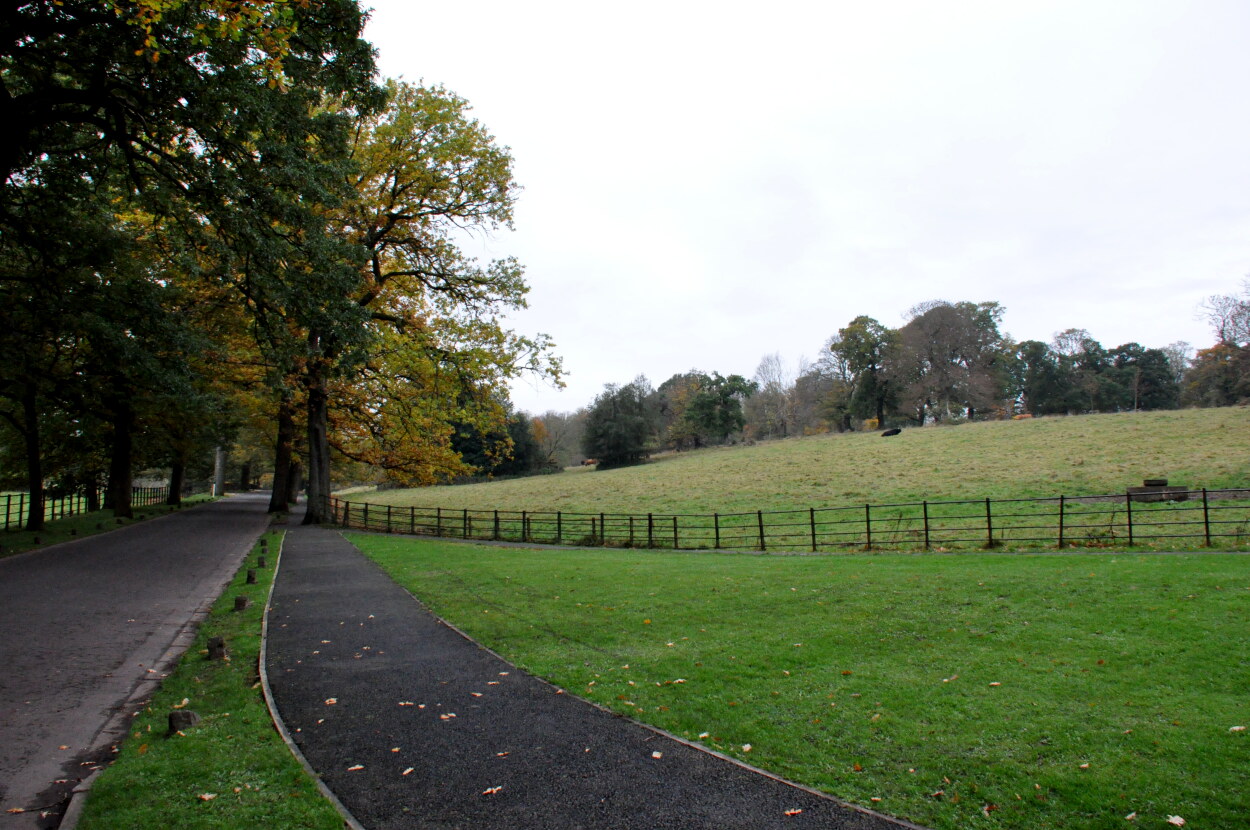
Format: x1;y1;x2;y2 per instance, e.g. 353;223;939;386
342;529;930;830
259;529;366;830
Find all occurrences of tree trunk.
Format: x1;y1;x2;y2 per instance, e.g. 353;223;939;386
268;397;296;512
21;383;44;532
286;459;303;505
239;461;251;492
106;402;134;519
166;459;185;505
303;356;331;525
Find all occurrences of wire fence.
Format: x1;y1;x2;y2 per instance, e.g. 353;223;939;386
328;489;1250;553
3;486;176;532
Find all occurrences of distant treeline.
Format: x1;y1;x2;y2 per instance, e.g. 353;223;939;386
518;288;1250;471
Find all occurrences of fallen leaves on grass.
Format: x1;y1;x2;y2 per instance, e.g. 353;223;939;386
1231;725;1246;732
197;793;217;801
1167;817;1185;827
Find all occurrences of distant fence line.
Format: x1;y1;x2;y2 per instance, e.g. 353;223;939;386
329;489;1250;553
2;486;177;532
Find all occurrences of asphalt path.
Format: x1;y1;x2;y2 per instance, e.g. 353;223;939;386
0;493;271;828
266;525;925;830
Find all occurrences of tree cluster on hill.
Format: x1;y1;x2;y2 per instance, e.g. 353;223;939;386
0;2;560;529
571;287;1250;465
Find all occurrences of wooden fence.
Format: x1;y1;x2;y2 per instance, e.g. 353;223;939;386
328;489;1250;553
3;486;175;532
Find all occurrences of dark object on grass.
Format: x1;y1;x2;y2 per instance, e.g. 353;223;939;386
246;568;257;584
234;595;250;612
256;554;267;568
168;710;200;735
881;428;902;437
207;636;226;660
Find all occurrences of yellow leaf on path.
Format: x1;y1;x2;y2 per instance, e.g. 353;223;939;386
784;809;802;816
402;768;414;776
471;692;483;697
391;747;400;753
6;808;25;814
482;786;502;795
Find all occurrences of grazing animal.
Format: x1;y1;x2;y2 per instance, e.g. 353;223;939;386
881;428;902;437
581;458;599;466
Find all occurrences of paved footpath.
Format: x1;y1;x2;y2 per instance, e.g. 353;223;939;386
267;525;924;830
0;493;271;828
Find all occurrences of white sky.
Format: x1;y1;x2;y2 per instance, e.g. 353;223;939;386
363;0;1250;415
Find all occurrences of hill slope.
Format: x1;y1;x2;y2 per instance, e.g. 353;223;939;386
363;408;1250;515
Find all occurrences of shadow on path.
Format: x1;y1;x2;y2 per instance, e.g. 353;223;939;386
266;524;925;830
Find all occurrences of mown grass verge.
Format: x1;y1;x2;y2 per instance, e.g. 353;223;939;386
354;535;1250;830
361;408;1250;517
76;531;343;830
0;494;217;561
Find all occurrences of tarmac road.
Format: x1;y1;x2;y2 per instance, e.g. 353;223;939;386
0;493;271;828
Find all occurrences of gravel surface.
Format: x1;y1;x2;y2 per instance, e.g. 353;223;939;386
0;494;270;828
266;525;924;830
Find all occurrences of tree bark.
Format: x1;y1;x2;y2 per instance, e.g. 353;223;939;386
106;401;134;519
21;383;44;532
268;396;296;512
239;461;251;492
286;459;303;505
303;355;331;525
166;459;185;505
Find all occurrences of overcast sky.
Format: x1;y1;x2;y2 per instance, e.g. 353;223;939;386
362;0;1250;415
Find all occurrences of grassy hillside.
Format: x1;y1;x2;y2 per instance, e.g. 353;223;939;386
362;408;1250;516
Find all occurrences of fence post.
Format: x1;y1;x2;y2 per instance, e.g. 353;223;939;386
1125;490;1134;546
985;498;994;548
864;504;871;549
647;513;654;548
522;510;528;543
436;507;443;537
1058;495;1065;548
599;512;606;546
18;493;25;528
5;494;10;530
713;513;720;549
673;516;679;550
1202;488;1210;546
467;513;473;539
387;504;393;534
591;517;597;543
922;501;930;549
629;516;634;547
557;511;562;545
464;508;469;539
493;510;500;541
810;508;817;552
757;510;766;551
363;503;369;530
410;506;416;535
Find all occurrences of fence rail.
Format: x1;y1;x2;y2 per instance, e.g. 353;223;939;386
3;486;176;532
328;489;1250;553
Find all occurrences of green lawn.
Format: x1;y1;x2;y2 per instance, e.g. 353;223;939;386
77;531;343;829
354;535;1250;830
359;408;1250;517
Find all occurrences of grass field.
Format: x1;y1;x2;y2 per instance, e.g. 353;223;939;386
359;408;1250;517
355;535;1250;830
77;531;343;829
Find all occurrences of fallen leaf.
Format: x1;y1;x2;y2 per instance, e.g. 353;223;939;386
6;808;25;814
943;674;959;683
439;713;457;720
989;682;1002;687
853;763;863;771
698;732;710;739
495;752;509;757
398;701;414;706
324;698;337;706
347;765;364;771
651;751;663;759
1125;812;1137;821
391;747;400;753
1231;726;1246;732
402;767;414;775
471;692;483;697
172;698;190;709
1167;817;1185;827
198;793;217;801
742;743;752;752
871;797;882;803
784;808;803;816
482;786;503;795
